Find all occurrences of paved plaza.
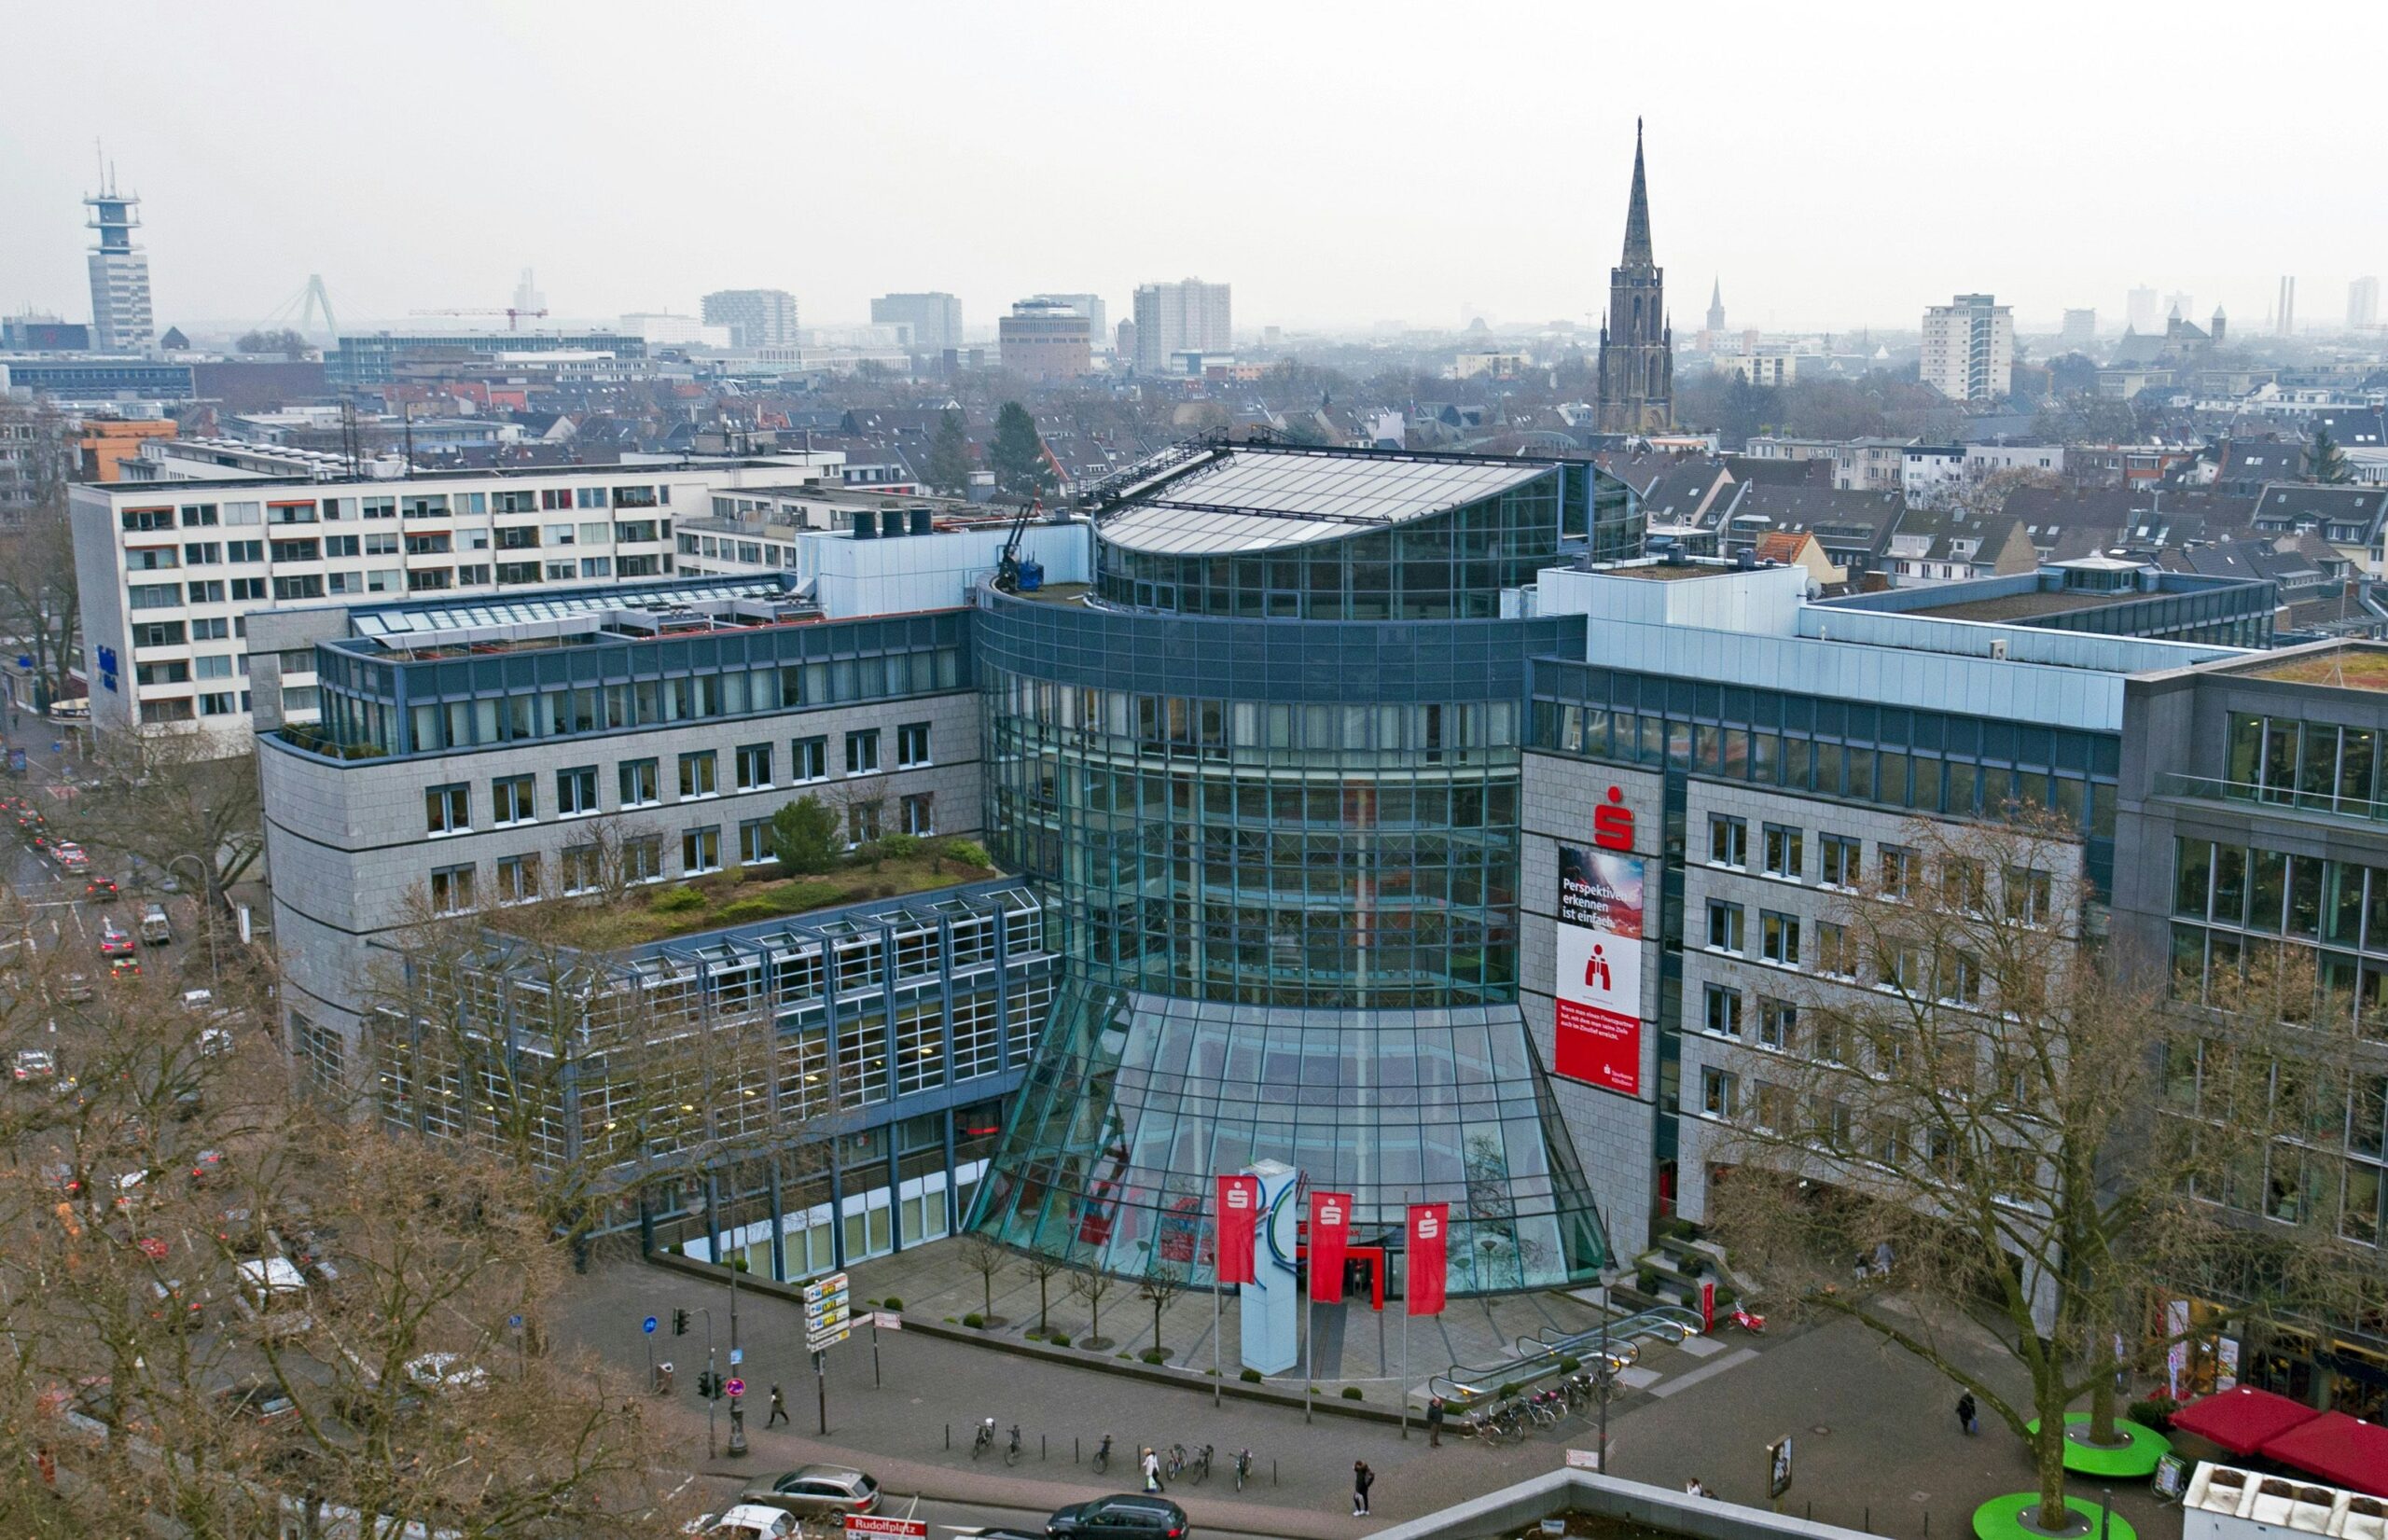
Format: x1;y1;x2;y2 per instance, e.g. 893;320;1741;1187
557;1240;2189;1539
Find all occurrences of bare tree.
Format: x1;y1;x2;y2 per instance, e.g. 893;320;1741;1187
1705;813;2372;1533
1134;1254;1190;1359
62;729;266;894
1067;1266;1118;1351
1023;1250;1069;1337
956;1232;1009;1324
0;408;80;710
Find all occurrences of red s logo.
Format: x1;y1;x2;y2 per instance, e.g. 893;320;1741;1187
1593;786;1634;852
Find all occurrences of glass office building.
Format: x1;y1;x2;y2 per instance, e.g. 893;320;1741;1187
968;446;1622;1294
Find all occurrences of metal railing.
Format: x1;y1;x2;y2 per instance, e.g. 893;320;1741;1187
2159;772;2388;824
1427;1303;1701;1407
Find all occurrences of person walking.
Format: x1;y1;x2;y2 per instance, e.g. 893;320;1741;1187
1142;1446;1163;1494
1426;1395;1446;1447
767;1383;788;1427
1352;1460;1375;1517
1956;1391;1978;1436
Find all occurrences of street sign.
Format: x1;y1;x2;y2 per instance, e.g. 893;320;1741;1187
809;1325;851;1351
508;1313;524;1331
1566;1448;1603;1470
801;1270;850;1302
842;1517;928;1539
729;1347;743;1366
873;1311;901;1331
642;1315;658;1336
724;1377;745;1399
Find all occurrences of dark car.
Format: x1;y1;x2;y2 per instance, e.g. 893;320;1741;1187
1046;1494;1188;1540
86;875;119;901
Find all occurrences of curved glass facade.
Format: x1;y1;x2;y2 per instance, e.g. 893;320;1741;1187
970;448;1628;1296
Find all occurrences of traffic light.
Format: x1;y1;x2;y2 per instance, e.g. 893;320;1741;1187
697;1371;723;1400
673;1308;688;1337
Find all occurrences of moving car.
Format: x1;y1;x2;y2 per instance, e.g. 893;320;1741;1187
55;971;94;1003
12;1047;56;1083
139;905;173;945
85;875;118;901
684;1505;799;1539
1045;1495;1189;1540
740;1464;882;1518
97;923;134;957
107;954;141;980
51;841;88;872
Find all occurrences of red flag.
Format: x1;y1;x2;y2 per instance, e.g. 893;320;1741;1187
1215;1174;1261;1285
1308;1190;1352;1304
1407;1202;1449;1317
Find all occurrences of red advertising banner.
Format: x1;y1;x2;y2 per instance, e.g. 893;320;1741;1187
1215;1174;1261;1284
1700;1277;1716;1333
1308;1190;1352;1304
1407;1202;1449;1317
1555;844;1646;1097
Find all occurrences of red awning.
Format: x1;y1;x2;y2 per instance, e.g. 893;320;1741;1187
2259;1410;2388;1498
2170;1385;2326;1456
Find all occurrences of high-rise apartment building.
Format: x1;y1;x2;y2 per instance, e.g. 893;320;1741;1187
1920;293;2014;401
2351;277;2381;332
997;298;1092;382
2127;284;2159;335
701;288;799;348
870;292;964;353
2278;276;2298;336
1130;278;1230;374
2062;308;2097;350
85;173;153;352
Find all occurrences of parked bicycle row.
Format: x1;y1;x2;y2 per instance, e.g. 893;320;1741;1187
968;1418;1261;1491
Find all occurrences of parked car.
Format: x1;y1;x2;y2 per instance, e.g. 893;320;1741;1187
404;1353;489;1393
684;1505;799;1540
740;1464;881;1518
85;875;118;901
51;841;88;873
1046;1495;1189;1540
12;1047;56;1083
147;1277;206;1332
97;923;134;957
139;905;173;946
54;971;94;1003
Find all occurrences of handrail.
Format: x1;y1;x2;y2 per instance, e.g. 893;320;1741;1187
2158;772;2388;824
1429;1304;1702;1408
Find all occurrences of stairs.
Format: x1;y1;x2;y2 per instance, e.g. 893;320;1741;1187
1611;1228;1747;1313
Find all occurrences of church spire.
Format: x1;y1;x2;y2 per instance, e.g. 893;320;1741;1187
1620;117;1653;266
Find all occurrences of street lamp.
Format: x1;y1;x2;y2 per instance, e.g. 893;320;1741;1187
164;853;221;996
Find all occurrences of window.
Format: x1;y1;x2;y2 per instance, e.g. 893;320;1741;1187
1703;983;1743;1037
232;577;270;601
496;562;542;586
363;531;398;556
561;844;600;895
122;507;175;532
901;792;936;836
579;557;613;579
179;504;219;527
619;758;659;807
194;654;233;680
545;561;576;581
271;575;324;601
128;582;181;610
1760;910;1801;966
404;532;451;556
324;534;359;558
184;541;221;564
846;729;881;775
425;783;470;836
270;538;320;563
617;554;660;578
131;620;185;647
615;519;659;543
1706;898;1745;953
1708;814;1747;867
491;774;535;825
1940;856;1988;914
677;750;718;799
1817;921;1856;978
792;736;828;782
577;520;608;544
734;742;772;791
1757;996;1797;1050
1701;1066;1739;1118
1879;938;1924;992
848;798;883;844
455;564;490;587
624;835;664;884
190;617;229;640
495;853;541;905
1762;824;1804;880
1941;949;1983;1005
2004;866;2055;924
682;825;721;875
1821;834;1861;888
740;818;775;866
493;490;538;514
428;865;476;915
1880;844;1915;900
556;766;598;816
897;721;931;768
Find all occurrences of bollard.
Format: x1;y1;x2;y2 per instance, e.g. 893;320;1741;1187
944;1423;951;1451
1925;1513;1930;1537
1075;1437;1080;1464
1273;1459;1279;1487
1864;1506;1871;1533
1806;1504;1812;1522
1042;1435;1048;1462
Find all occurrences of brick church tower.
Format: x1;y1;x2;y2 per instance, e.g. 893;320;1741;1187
1596;121;1673;435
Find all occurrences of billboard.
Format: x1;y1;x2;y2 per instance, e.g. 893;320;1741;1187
1556;843;1645;1096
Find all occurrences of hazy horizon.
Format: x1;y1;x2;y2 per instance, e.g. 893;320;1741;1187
2;0;2378;341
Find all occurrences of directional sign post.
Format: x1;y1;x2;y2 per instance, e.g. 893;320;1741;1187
803;1272;850;1435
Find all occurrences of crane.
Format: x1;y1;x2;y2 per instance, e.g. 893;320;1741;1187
407;306;549;332
994;498;1046;594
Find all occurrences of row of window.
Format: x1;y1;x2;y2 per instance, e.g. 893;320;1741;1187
137;690;250;724
1703;900;1991;1004
424;793;939;914
2174;837;2388;952
1708;817;2060;923
126;558;670;614
121;487;661;533
424;726;933;836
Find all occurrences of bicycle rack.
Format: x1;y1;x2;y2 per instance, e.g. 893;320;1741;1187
1429;1304;1705;1408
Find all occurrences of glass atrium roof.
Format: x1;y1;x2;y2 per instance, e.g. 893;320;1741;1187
350;577;791;640
1098;450;1548;557
969;981;1611;1295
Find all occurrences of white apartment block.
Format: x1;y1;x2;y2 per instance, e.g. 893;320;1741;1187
1920;293;2013;401
1131;278;1231;374
1965;442;2064;479
69;459;846;751
701;288;799;349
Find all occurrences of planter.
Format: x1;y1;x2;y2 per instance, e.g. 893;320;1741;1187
1973;1493;2139;1540
2023;1414;2171;1478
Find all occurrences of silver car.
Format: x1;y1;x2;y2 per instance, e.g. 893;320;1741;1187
741;1463;881;1518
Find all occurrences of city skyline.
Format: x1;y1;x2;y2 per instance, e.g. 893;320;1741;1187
0;0;2378;340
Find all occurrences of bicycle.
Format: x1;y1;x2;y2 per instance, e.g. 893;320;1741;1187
971;1418;995;1459
1005;1423;1022;1466
1092;1433;1113;1475
1189;1444;1212;1483
1165;1443;1187;1480
1232;1448;1252;1491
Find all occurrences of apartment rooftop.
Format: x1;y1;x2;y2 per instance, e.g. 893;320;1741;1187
78;457;822;497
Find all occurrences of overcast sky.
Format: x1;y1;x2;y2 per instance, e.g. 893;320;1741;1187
2;0;2377;340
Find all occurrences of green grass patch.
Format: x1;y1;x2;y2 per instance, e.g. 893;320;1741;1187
488;853;997;948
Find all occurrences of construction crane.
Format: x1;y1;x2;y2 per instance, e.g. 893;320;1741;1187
994;498;1046;594
407;306;549;331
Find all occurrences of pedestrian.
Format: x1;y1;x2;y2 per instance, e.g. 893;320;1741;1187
1352;1460;1374;1517
767;1382;788;1427
1426;1394;1446;1448
1142;1446;1163;1494
1853;1250;1871;1282
1873;1240;1895;1279
1957;1391;1978;1436
1685;1478;1710;1498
